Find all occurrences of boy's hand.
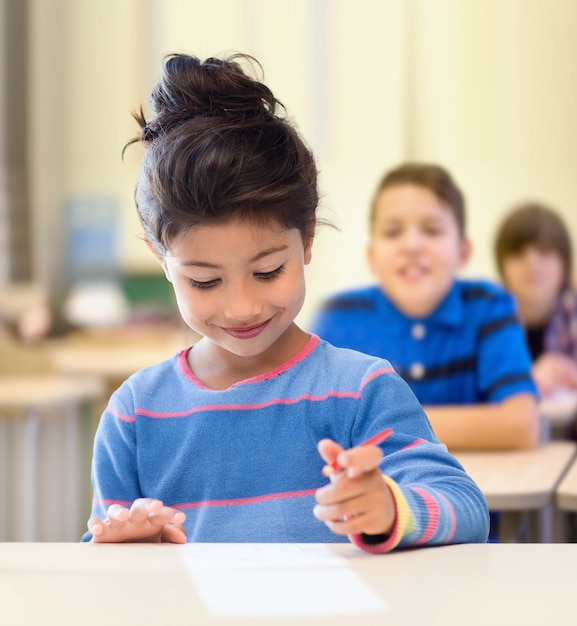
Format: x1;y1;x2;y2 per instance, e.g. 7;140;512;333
88;498;187;543
314;439;396;537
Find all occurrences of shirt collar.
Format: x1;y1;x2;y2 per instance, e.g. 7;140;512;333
376;281;463;328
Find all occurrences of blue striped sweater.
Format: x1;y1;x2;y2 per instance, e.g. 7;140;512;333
84;335;489;551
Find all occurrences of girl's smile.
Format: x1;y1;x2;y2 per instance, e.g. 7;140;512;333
221;319;272;339
156;217;313;388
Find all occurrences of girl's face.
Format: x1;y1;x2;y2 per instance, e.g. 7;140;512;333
158;217;312;372
501;245;565;320
367;183;470;318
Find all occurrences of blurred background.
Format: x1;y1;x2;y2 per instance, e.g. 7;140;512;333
1;0;577;540
2;0;577;327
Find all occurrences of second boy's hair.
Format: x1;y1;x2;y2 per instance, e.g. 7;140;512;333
369;162;466;236
495;202;573;290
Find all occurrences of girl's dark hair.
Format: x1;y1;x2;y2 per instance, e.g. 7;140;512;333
125;53;319;254
495;202;573;289
369;162;466;236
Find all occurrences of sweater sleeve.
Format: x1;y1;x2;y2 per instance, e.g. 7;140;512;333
81;383;141;541
349;365;490;553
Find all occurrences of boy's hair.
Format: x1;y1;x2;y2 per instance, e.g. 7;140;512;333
495;202;573;289
369;162;466;236
125;53;319;254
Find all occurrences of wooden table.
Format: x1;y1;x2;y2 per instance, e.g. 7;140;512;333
0;375;105;541
454;441;576;542
1;542;576;625
48;326;196;393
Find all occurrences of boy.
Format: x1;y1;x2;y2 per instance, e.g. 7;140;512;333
311;162;539;450
495;202;577;397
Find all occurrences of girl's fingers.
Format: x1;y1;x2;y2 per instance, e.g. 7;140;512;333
321;444;384;478
340;445;383;477
87;516;105;537
317;438;344;466
161;524;188;544
126;498;162;524
148;505;186;527
88;499;187;543
106;504;130;528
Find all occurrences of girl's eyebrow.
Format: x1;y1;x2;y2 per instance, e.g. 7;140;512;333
180;245;289;268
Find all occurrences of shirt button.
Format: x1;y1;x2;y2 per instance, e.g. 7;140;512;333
411;323;426;340
410;362;425;380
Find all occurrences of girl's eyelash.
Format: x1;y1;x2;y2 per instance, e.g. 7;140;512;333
188;278;220;290
256;265;286;280
187;265;285;289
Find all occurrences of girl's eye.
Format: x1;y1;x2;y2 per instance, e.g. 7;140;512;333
188;278;220;290
255;265;286;280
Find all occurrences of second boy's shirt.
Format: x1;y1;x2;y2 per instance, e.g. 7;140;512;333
311;279;538;405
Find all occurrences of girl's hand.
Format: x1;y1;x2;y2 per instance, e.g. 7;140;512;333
314;439;396;537
88;498;187;543
534;352;577;396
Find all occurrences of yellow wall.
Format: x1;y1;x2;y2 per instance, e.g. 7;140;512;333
28;0;577;326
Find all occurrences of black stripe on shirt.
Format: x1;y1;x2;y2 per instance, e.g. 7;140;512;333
321;297;375;312
462;285;498;301
398;356;476;382
477;314;519;341
485;373;534;399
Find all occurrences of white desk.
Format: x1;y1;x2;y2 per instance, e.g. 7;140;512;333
0;376;104;541
0;542;576;625
454;441;576;542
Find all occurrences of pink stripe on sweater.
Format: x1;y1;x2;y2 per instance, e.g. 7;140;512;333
107;407;135;423
172;488;317;510
135;390;361;418
437;492;457;543
401;438;426;451
360;367;395;389
178;334;320;388
93;498;133;507
411;487;440;545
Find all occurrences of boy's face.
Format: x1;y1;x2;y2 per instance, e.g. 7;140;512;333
157;217;312;364
367;183;470;318
501;245;564;314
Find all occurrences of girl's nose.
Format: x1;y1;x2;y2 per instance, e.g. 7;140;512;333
223;284;263;321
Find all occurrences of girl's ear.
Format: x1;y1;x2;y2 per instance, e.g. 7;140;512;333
303;221;315;265
304;233;314;265
144;239;172;283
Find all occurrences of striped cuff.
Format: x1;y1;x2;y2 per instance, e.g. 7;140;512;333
350;475;415;554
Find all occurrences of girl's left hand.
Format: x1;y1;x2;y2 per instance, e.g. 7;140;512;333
313;439;396;537
88;498;187;543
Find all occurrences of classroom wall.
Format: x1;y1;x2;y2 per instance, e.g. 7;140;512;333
27;0;577;327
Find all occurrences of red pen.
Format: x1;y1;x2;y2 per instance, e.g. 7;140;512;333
325;427;394;475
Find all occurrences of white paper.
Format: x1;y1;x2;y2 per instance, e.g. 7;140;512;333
181;543;390;617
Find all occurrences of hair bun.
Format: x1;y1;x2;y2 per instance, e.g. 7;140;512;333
138;53;282;140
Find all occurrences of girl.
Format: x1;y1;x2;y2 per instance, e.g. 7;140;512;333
85;53;488;551
495;203;577;397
